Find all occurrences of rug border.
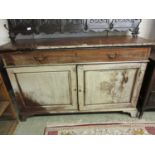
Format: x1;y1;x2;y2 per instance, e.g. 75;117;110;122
44;122;155;135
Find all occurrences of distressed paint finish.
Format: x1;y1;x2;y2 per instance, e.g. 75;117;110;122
77;62;147;112
7;65;78;111
16;72;71;105
5;62;147;118
84;69;136;104
6;62;147;117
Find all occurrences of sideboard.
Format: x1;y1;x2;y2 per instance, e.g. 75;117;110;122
0;36;154;120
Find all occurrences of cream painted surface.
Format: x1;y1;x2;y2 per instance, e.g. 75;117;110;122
7;65;78;110
84;69;136;104
78;63;147;111
6;63;147;116
16;72;71;105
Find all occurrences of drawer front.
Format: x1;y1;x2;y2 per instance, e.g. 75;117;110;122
2;47;150;66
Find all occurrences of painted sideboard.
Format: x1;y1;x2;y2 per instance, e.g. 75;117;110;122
0;36;154;120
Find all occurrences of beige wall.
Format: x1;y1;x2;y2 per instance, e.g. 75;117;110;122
139;19;155;40
0;19;10;45
0;19;155;45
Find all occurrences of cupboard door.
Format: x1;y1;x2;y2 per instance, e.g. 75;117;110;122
7;65;78;113
77;63;147;111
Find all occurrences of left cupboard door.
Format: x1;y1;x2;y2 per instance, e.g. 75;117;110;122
6;65;78;116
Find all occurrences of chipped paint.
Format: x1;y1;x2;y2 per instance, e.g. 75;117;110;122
84;68;137;104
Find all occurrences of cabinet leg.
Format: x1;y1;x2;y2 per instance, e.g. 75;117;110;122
129;110;139;118
19;114;27;121
139;111;144;119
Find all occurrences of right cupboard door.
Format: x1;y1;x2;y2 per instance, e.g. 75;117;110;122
77;63;147;112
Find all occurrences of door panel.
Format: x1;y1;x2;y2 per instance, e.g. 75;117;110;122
77;63;147;111
16;72;71;105
84;69;136;104
7;65;78;112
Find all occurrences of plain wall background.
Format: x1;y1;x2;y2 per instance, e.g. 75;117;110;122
139;19;155;40
0;19;155;45
0;19;9;45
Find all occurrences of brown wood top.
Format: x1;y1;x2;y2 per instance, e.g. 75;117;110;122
0;36;155;52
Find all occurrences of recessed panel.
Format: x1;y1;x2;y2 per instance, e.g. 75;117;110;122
16;71;71;106
84;69;137;105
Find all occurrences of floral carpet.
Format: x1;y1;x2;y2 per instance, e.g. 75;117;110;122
44;123;155;135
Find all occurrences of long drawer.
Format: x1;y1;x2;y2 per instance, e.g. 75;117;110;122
2;47;150;66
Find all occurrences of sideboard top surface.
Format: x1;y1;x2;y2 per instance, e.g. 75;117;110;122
0;36;155;52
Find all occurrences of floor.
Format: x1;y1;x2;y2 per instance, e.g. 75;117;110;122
14;111;155;135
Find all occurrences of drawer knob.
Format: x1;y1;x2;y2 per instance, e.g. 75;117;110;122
108;53;117;59
33;56;47;63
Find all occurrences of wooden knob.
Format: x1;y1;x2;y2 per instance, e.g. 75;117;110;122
33;56;47;63
108;53;117;59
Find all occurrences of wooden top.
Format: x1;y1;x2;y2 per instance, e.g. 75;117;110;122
0;36;155;52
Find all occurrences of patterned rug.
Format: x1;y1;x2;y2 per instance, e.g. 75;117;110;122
44;123;155;135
